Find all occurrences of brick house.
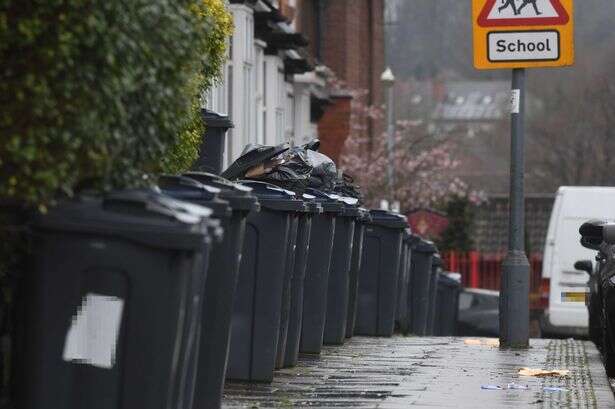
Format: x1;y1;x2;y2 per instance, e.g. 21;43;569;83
203;0;386;169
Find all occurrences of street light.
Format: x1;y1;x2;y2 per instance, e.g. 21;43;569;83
381;67;396;204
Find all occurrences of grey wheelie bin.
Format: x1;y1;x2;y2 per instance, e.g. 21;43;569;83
274;203;302;370
323;196;360;345
179;172;258;409
409;237;438;336
426;253;443;336
395;229;413;334
355;210;407;337
300;188;343;354
280;195;322;368
435;272;461;336
226;181;305;382
345;208;370;338
16;190;214;409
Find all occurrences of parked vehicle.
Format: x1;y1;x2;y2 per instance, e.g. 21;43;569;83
579;220;615;376
457;288;499;337
542;187;615;337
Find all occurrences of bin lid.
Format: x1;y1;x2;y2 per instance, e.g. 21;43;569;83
302;193;324;214
367;209;408;229
221;143;289;180
304;188;344;214
158;175;231;219
183;171;259;212
439;272;462;287
403;228;413;242
432;253;443;268
33;190;212;250
330;194;362;218
357;207;371;222
238;180;306;212
412;237;438;254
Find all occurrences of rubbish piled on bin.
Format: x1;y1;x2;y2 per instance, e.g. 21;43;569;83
221;140;341;194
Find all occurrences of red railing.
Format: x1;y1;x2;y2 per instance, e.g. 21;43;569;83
443;251;544;310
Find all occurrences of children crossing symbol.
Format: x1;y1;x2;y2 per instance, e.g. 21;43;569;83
478;0;569;27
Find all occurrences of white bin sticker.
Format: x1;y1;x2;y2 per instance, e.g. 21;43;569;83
63;293;124;369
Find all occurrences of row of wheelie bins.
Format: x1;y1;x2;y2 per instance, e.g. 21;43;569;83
15;169;459;409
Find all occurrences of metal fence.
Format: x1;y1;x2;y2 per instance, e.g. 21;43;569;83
442;251;545;310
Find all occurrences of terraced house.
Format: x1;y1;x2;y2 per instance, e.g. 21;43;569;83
202;0;386;168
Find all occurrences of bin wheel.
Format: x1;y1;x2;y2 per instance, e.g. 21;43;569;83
601;306;615;377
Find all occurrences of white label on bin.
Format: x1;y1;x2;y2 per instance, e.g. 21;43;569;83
63;293;124;369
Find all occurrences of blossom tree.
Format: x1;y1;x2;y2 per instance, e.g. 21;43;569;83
339;87;484;211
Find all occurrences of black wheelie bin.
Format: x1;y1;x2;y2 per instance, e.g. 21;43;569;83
178;172;257;409
225;181;305;382
409;237;438;336
15;190;214;409
355;210;407;336
426;253;443;336
435;272;462;336
346;208;370;338
299;189;343;354
395;229;413;334
280;194;322;368
323;196;360;345
274;200;302;370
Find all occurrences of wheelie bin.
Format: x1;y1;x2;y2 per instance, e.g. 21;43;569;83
281;194;322;368
274;204;302;370
426;253;443;336
323;196;360;345
434;272;462;336
180;172;257;409
299;188;343;354
225;181;305;382
15;190;214;409
409;237;438;336
395;229;413;334
355;210;407;336
346;208;370;338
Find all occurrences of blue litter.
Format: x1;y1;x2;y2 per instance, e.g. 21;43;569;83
481;385;503;390
543;386;568;393
507;383;529;390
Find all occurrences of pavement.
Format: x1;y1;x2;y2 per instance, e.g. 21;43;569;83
222;337;615;408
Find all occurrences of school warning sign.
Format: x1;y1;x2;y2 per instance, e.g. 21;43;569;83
472;0;574;69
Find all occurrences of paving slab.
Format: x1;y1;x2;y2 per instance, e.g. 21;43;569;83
221;337;614;408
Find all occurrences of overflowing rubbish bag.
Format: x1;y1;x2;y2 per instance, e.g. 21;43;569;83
334;173;362;201
250;147;312;192
221;140;341;194
304;149;338;192
221;144;290;181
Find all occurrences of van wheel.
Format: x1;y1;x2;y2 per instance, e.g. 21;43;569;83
601;307;615;377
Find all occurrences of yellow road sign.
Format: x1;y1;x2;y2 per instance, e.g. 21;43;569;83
472;0;574;70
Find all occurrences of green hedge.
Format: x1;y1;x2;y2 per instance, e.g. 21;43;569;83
0;0;232;208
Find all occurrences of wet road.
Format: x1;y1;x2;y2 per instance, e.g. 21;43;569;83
222;337;614;408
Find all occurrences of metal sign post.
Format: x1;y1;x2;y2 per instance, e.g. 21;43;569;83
500;68;530;348
472;0;574;349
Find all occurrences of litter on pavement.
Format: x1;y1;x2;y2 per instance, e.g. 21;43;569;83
543;386;569;393
464;338;500;347
518;368;570;377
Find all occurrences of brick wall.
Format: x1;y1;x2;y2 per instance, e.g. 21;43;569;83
317;96;352;162
295;0;385;164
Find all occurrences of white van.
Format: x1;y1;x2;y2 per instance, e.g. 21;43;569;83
542;186;615;336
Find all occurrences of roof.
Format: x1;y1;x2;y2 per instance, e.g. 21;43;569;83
432;81;510;122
